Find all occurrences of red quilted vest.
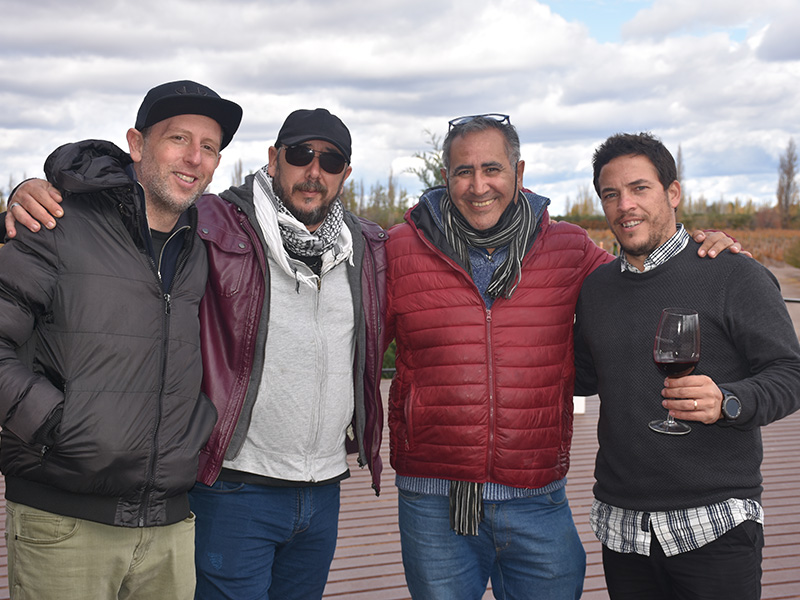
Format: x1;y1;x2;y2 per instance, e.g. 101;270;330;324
386;205;611;489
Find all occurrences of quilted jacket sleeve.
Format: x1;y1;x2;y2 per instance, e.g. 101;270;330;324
0;225;65;443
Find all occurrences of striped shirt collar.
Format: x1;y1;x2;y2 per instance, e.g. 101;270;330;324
620;224;689;273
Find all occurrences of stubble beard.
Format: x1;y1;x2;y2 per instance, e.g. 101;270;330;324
146;178;202;218
618;232;661;262
138;155;203;219
613;195;676;261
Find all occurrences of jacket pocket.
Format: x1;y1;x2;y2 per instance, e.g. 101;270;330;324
198;226;254;297
157;392;219;494
404;382;417;451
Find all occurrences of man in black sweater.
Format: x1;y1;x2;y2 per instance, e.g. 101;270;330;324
574;132;800;600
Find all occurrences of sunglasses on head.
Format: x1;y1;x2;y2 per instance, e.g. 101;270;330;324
281;144;348;174
448;113;511;130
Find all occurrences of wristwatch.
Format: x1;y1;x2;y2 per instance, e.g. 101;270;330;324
720;389;742;421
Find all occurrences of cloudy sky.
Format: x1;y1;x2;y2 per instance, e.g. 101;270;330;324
2;0;799;216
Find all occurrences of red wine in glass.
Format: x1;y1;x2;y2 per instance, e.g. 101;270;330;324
654;359;698;378
650;308;700;435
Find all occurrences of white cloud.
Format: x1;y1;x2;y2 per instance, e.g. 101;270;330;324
0;0;798;218
757;19;800;61
619;0;787;39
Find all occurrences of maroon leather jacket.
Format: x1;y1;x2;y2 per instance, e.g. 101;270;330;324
193;177;388;494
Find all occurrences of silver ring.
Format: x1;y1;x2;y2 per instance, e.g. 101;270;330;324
693;400;698;411
8;202;21;212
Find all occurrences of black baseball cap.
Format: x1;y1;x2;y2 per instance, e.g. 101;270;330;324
135;80;243;150
276;108;351;162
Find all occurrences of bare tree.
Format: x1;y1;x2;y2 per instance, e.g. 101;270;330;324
777;138;799;228
676;145;687;201
675;144;687;219
565;184;598;217
340;180;359;214
230;159;245;187
355;171;410;229
406;130;445;191
1;174;20;212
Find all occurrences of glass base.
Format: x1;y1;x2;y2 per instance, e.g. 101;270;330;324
649;418;691;435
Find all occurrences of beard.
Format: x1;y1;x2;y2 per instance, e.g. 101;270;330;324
272;166;341;227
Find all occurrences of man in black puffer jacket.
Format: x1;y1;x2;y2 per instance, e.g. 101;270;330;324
0;80;241;600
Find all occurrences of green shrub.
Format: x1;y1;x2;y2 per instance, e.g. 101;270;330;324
382;339;397;377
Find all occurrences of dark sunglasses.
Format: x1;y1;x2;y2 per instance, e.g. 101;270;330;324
448;113;511;130
281;144;348;174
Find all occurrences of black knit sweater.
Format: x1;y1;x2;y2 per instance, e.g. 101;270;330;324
574;240;800;512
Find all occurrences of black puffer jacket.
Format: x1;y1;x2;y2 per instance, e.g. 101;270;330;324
0;140;216;527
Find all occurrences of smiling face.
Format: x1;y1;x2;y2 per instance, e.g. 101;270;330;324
268;139;352;232
442;128;525;231
128;113;222;231
598;153;681;270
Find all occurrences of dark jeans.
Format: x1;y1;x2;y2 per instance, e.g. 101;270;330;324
602;520;764;600
190;480;341;600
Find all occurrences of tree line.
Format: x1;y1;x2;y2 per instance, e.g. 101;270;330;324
2;137;797;233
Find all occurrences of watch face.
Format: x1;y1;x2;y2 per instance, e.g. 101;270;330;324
724;396;741;419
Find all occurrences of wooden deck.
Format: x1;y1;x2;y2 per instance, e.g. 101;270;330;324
323;383;800;600
0;401;796;599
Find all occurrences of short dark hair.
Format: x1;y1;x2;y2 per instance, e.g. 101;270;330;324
442;116;521;173
592;132;677;196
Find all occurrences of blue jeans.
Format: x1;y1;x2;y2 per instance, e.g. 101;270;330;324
398;487;586;600
189;480;341;600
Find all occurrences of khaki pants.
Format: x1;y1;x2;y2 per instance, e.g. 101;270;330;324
5;501;196;600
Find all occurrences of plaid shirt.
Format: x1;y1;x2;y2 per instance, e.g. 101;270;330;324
591;498;763;557
619;223;690;273
594;224;764;556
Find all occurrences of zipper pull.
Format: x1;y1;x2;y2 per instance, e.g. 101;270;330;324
164;293;172;315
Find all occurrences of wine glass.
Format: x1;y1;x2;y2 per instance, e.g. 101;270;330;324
649;308;700;435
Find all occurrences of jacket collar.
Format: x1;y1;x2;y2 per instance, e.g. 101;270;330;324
407;185;550;257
